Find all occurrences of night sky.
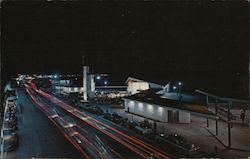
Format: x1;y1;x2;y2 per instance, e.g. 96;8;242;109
1;1;249;99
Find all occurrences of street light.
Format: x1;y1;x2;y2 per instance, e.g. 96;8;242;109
52;74;59;93
177;81;183;101
96;75;101;80
104;81;108;85
178;82;182;86
173;86;177;92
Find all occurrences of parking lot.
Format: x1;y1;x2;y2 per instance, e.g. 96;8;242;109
78;102;249;159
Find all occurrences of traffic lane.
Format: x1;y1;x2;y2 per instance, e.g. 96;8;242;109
37;94;141;159
7;89;82;159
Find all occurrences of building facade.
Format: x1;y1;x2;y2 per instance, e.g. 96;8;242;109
123;98;191;123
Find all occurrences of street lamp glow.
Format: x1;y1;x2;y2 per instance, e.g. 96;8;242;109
173;86;176;91
104;81;108;85
178;82;182;86
96;76;101;80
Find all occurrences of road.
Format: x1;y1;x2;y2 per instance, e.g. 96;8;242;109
6;89;83;159
23;81;172;159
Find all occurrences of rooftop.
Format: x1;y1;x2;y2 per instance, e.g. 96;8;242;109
124;89;215;117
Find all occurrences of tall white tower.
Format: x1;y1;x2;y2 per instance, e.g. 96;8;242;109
82;66;89;101
81;55;95;102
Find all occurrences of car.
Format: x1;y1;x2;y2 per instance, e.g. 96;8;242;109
134;126;153;135
103;113;113;121
120;118;128;126
5;118;17;127
3;130;19;152
64;122;76;128
7;121;18;130
127;120;138;129
156;133;200;155
111;113;123;124
5;113;17;121
167;134;200;154
88;106;104;115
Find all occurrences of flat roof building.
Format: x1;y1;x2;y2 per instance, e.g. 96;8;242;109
123;90;215;123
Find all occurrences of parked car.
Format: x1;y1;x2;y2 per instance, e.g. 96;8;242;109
127;120;138;129
103;113;113;121
3;130;19;152
7;121;17;130
120;118;128;126
88;106;104;115
111;113;123;124
156;133;200;154
135;126;153;135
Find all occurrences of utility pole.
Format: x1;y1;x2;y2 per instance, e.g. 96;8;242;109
215;97;218;135
227;101;232;148
206;95;209;128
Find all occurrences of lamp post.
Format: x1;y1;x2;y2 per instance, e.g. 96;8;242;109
96;75;101;80
178;82;182;101
104;81;108;87
173;86;177;99
53;74;59;94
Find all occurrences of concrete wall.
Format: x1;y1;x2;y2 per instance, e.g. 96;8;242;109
178;111;191;123
124;99;168;122
124;99;192;123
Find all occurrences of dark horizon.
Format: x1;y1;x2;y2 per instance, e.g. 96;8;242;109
1;1;249;99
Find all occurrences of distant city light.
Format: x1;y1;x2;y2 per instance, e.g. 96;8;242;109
178;82;182;86
173;86;177;90
53;75;58;79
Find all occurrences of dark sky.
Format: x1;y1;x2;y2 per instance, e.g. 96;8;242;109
1;1;249;99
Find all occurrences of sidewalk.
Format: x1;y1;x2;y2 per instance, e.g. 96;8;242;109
205;116;250;151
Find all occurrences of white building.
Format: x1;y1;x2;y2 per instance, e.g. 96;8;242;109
125;77;163;95
55;86;83;95
123;90;214;123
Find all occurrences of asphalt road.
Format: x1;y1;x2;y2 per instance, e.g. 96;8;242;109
6;89;82;159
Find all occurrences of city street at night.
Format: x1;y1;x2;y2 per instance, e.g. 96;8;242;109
1;1;249;159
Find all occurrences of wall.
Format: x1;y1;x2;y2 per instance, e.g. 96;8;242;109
127;82;149;94
124;99;192;123
124;99;168;122
178;111;191;123
87;74;95;98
